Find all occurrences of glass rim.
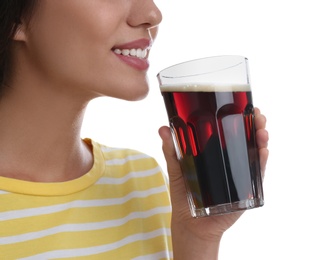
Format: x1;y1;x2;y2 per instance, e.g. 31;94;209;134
157;55;248;80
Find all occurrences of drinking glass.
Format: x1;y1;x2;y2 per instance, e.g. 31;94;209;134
157;55;264;217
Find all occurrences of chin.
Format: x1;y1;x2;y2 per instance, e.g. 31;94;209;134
125;89;149;101
122;82;150;101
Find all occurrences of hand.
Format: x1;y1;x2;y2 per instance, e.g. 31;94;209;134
158;107;269;259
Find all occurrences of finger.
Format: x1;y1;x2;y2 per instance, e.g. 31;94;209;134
158;126;176;162
256;127;269;177
158;126;188;207
158;126;182;182
256;128;269;149
254;107;261;116
259;147;269;178
254;111;267;131
254;107;269;177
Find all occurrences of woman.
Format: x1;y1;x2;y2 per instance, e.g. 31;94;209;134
0;0;269;259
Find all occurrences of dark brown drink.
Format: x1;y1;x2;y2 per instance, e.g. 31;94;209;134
161;84;263;215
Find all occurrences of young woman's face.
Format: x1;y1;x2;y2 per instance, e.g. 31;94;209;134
23;0;162;101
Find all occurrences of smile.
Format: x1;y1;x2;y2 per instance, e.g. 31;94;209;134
113;48;148;59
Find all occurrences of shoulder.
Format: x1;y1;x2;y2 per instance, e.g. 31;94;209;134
88;138;171;204
95;141;159;167
88;138;165;180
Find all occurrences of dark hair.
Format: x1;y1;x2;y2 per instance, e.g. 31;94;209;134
0;0;37;93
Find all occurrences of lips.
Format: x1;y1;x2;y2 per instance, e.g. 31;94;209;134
112;38;152;70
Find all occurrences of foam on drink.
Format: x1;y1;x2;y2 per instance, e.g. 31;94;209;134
160;83;251;92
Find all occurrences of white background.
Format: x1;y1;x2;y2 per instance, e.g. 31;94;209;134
81;0;324;259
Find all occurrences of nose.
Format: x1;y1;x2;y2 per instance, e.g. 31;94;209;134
127;0;163;29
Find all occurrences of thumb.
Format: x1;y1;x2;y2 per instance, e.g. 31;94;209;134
158;126;182;182
158;126;188;206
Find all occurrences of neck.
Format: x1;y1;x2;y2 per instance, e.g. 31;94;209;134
0;79;94;182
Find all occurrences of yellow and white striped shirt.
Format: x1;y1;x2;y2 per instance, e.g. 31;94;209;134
0;139;173;259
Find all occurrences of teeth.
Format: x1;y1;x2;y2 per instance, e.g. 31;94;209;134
114;48;148;59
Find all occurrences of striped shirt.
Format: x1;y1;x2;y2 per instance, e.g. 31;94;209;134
0;139;173;259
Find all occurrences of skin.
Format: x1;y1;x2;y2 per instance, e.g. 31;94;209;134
0;1;269;259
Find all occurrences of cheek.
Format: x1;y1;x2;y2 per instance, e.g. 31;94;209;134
27;9;113;87
27;24;108;88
